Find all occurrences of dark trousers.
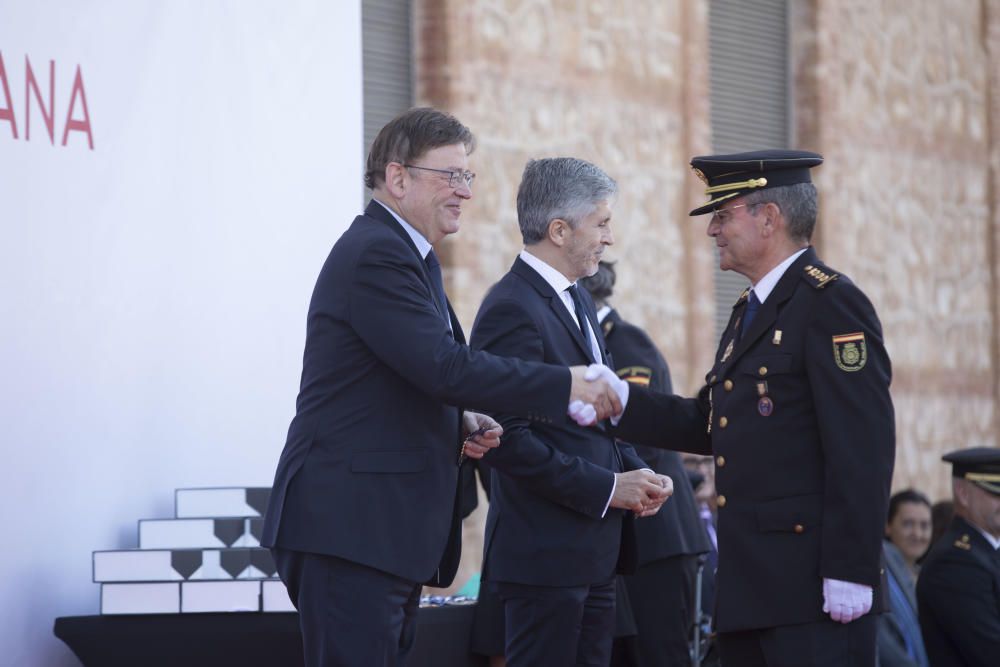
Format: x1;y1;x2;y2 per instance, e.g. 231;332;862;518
717;613;877;667
497;578;617;667
273;548;422;667
614;554;699;667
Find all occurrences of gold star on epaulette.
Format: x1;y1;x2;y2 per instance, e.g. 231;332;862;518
802;264;839;289
954;534;972;550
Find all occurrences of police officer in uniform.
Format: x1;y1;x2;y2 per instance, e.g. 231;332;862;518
917;447;1000;666
612;150;896;666
581;261;711;667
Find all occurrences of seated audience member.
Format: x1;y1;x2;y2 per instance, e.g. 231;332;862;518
917;448;1000;666
886;489;933;578
878;489;931;667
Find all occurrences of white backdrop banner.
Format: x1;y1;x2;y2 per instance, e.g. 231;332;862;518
0;2;362;664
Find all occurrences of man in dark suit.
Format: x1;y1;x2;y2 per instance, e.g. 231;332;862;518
917;447;1000;666
470;157;673;667
581;261;711;667
613;150;896;666
260;109;624;667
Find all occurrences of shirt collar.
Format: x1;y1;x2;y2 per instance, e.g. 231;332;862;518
972;523;1000;550
751;247;809;303
519;249;574;295
372;198;432;260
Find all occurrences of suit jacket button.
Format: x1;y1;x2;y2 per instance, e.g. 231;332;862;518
717;495;727;508
716;455;726;467
794;524;804;534
724;379;734;391
719;416;729;428
758;366;768;376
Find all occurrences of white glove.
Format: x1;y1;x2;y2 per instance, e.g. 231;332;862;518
567;400;597;426
583;363;629;422
822;577;872;624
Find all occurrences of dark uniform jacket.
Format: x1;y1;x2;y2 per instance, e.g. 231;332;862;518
469;257;646;587
917;516;1000;667
260;202;569;588
616;246;895;632
601;308;710;564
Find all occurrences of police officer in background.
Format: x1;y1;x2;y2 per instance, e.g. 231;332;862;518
581;261;711;667
917;447;1000;666
610;150;896;666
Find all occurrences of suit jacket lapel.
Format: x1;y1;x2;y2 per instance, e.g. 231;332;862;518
511;257;595;363
365;200;458;337
726;247;817;368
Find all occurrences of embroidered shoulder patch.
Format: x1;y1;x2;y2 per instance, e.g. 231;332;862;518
832;332;867;371
617;366;652;386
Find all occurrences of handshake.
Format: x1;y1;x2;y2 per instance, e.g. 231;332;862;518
567;364;630;426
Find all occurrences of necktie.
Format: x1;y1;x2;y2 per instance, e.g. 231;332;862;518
424;250;451;329
567;285;596;362
740;290;761;338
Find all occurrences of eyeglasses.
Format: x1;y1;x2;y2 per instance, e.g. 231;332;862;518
402;164;476;189
711;202;764;224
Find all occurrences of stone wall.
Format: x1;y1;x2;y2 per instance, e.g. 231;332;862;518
413;0;1000;591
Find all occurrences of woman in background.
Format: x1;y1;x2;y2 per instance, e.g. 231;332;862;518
877;489;932;667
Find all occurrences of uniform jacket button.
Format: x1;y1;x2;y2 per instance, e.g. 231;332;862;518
794;524;804;534
717;495;727;508
719;416;729;428
758;366;768;376
716;455;726;467
724;379;733;391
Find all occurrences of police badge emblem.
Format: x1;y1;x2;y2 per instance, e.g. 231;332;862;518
832;332;867;371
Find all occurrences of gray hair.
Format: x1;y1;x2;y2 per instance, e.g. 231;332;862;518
742;182;818;242
516;158;617;245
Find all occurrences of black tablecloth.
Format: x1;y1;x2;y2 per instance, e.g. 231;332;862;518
54;605;487;667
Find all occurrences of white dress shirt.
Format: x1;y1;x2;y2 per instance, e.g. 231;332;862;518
519;250;602;363
751;247;809;303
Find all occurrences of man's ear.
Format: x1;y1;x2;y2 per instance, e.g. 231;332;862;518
384;162;407;198
548;218;570;247
760;202;782;237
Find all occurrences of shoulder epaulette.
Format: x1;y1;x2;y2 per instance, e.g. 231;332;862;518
802;263;839;289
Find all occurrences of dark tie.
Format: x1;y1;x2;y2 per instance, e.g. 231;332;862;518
740;290;761;338
424;249;451;329
567;285;595;361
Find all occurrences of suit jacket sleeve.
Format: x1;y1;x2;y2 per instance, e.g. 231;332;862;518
345;239;569;422
806;282;895;587
473;298;617;519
